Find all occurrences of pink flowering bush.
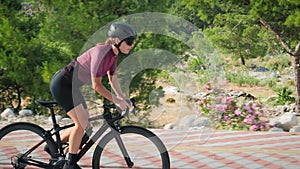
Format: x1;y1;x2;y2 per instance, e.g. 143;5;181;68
196;82;269;131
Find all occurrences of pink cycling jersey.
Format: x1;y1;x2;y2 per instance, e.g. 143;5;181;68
62;44;118;84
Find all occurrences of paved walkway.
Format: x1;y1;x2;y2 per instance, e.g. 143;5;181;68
1;127;300;169
161;129;300;169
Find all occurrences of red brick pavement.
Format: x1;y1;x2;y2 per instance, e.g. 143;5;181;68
1;127;300;169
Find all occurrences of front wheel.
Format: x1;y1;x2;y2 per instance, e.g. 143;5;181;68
92;126;170;169
0;122;57;168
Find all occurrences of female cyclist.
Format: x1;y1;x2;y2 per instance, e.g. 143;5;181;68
50;22;137;169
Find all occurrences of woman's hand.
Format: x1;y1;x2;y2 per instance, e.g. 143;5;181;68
114;97;132;111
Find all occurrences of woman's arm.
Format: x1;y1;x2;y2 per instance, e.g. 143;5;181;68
92;76;129;110
108;74;126;99
92;76;115;102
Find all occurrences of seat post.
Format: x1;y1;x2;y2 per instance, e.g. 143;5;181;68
48;104;64;153
49;106;58;126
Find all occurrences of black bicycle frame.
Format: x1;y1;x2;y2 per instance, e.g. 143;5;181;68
76;107;134;166
77;122;109;160
17;100;135;168
17;117;131;168
16;123;74;168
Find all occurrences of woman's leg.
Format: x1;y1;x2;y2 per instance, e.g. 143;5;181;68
60;108;90;143
61;128;71;143
62;104;89;168
66;104;89;154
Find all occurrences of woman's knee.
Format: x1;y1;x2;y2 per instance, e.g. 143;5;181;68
67;104;89;129
73;120;89;131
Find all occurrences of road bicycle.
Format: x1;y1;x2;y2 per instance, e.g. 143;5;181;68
0;99;170;168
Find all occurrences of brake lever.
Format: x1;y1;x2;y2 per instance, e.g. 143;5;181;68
123;108;131;120
130;98;137;115
120;98;137;120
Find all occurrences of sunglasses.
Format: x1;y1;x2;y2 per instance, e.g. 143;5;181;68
123;37;135;46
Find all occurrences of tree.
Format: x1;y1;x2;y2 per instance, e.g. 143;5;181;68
249;0;300;111
171;0;300;112
204;13;268;65
0;0;173;113
170;0;269;65
0;3;35;111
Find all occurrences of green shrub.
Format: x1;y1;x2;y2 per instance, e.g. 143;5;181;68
265;55;291;71
187;56;205;72
225;71;260;86
275;87;295;105
263;79;278;89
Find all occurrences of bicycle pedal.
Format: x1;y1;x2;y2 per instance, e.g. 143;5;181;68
62;142;69;148
51;156;67;169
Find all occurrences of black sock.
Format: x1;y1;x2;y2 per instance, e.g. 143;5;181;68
68;153;78;165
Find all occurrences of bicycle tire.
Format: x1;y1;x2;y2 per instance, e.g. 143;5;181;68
92;126;170;169
0;122;57;168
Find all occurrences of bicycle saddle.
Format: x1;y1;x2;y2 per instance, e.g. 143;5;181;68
35;100;58;108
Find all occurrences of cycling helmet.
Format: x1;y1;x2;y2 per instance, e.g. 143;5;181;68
108;22;137;53
108;22;137;40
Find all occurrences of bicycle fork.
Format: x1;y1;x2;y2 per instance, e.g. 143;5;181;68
112;130;134;168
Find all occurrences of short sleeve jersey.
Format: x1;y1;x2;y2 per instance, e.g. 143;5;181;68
62;44;118;84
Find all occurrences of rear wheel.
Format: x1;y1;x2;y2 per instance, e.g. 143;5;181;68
0;122;57;168
92;126;170;169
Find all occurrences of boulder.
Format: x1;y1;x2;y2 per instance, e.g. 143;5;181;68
1;108;15;118
193;116;211;128
61;118;73;125
19;109;33;116
48;115;62;122
164;123;176;129
163;86;179;95
178;114;211;129
269;127;284;132
178;114;195;129
290;125;300;132
269;112;298;131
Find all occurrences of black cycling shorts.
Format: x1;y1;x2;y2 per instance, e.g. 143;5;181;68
50;71;87;113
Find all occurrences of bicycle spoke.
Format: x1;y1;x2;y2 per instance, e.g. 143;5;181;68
0;130;51;168
100;133;165;168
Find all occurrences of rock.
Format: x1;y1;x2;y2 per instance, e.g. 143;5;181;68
269;117;279;126
290;126;300;132
61;118;73;124
249;64;270;72
163;86;179;94
178;114;211;129
164;123;176;129
269;112;298;131
289;103;296;113
19;109;33;116
193;117;211;128
179;114;195;129
269;127;284;132
193;92;209;100
48;115;62;122
1;108;15;118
